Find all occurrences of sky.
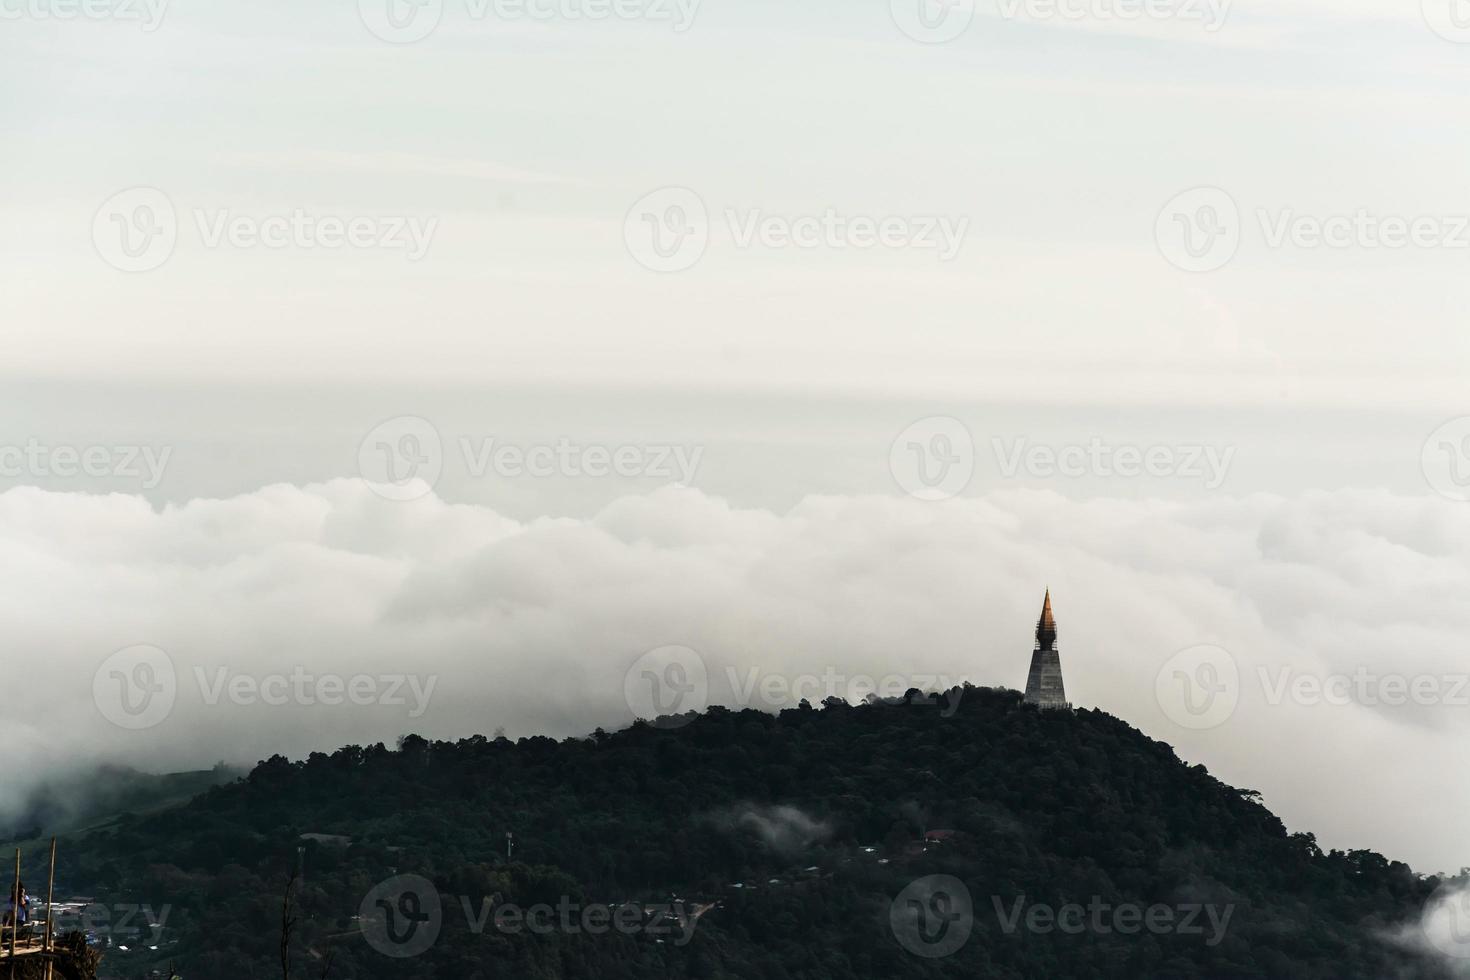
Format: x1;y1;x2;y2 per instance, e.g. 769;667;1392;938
3;0;1468;403
3;0;1470;891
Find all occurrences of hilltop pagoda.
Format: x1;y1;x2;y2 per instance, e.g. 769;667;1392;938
1023;590;1070;710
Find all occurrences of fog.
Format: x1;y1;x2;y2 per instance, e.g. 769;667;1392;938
2;478;1468;876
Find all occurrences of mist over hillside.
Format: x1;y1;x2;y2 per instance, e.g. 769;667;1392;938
41;687;1468;979
0;766;241;843
6;0;1469;976
6;481;1470;875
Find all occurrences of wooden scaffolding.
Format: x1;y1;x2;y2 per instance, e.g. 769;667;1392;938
0;839;60;978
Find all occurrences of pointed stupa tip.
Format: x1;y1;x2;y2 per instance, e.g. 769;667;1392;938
1035;588;1057;649
1024;588;1067;708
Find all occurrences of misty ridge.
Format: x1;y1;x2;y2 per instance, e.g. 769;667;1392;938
6;479;1470;874
0;765;241;841
2;483;1468;977
20;687;1470;978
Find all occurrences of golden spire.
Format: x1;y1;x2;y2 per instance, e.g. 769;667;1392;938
1035;589;1057;650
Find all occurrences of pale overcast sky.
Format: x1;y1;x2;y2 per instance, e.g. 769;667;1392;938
3;0;1468;405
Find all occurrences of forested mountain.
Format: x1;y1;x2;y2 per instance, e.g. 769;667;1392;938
39;687;1459;979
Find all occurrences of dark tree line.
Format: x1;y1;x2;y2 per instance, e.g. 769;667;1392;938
49;687;1456;979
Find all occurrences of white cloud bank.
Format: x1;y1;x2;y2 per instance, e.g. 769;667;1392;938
1;479;1468;875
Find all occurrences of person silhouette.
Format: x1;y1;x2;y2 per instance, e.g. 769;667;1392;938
4;882;28;931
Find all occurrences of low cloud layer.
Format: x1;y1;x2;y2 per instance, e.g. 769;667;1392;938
1;479;1468;875
1389;880;1470;976
720;804;833;859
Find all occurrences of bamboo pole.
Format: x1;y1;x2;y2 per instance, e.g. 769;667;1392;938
42;838;56;980
8;847;18;977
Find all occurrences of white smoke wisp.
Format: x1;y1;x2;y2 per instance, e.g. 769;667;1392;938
1387;880;1470;977
741;804;832;855
711;804;832;858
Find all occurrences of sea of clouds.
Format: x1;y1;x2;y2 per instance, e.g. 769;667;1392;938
1;478;1468;889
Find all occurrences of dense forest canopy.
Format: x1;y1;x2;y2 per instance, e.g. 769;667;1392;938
25;687;1462;979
